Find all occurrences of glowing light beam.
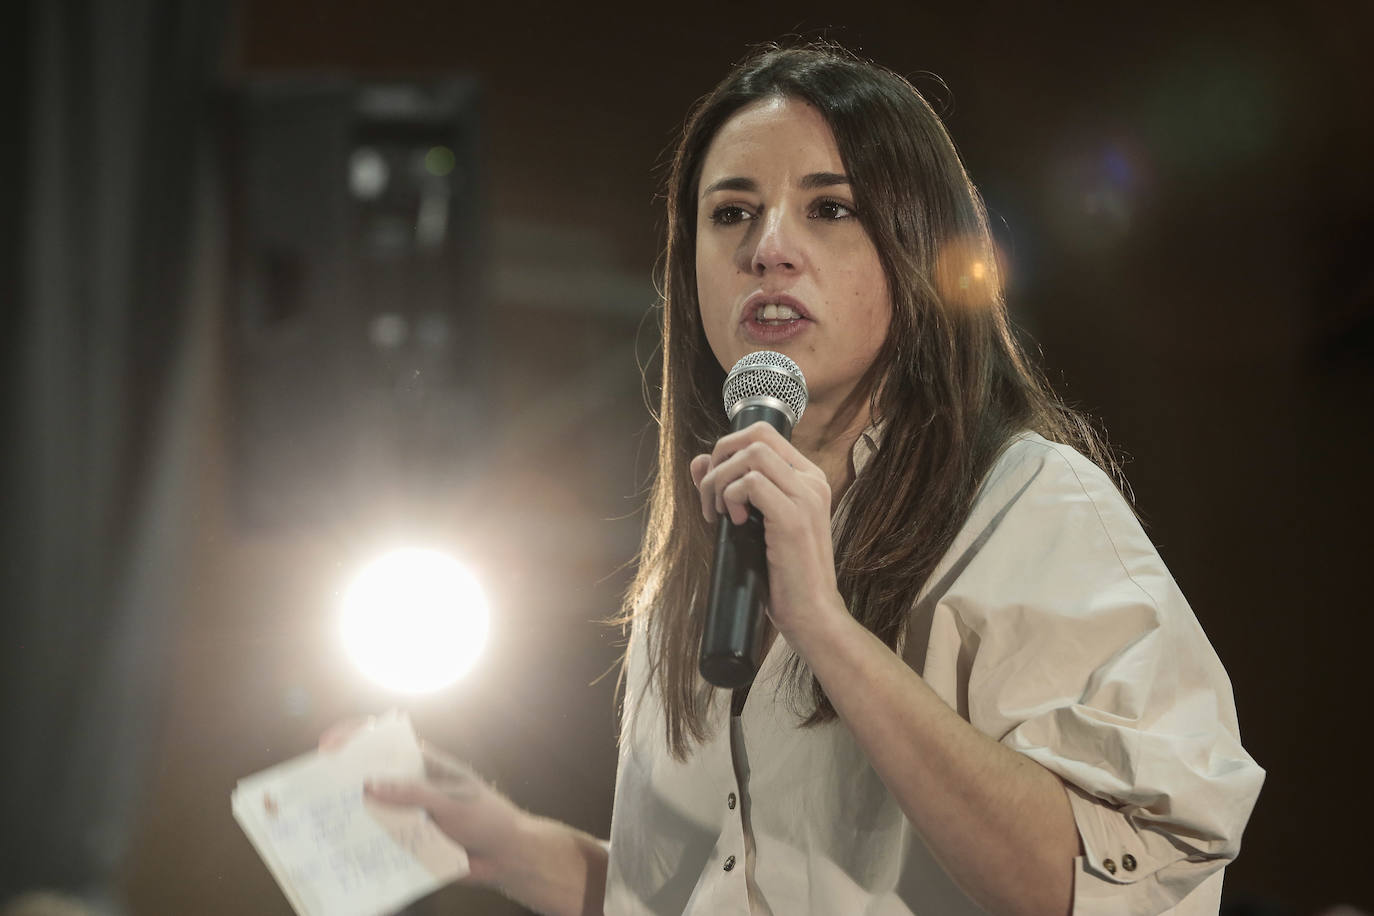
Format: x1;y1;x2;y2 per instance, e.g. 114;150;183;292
340;548;490;694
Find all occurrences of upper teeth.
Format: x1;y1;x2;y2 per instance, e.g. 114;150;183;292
759;303;800;320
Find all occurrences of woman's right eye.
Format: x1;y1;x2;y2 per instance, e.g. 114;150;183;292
709;205;752;226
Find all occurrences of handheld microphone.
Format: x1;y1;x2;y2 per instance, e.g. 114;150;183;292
699;351;808;689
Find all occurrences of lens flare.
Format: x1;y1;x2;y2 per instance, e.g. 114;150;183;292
340;548;489;693
424;145;456;177
936;235;1003;302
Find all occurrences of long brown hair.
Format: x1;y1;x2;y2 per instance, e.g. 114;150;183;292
622;42;1117;760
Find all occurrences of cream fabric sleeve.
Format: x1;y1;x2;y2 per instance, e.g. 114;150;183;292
925;435;1265;913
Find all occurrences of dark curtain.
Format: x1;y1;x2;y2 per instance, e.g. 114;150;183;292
1;0;224;906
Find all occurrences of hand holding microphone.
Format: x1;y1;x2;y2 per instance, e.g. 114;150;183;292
694;351;833;689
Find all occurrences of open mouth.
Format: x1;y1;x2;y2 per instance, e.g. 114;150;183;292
742;297;812;343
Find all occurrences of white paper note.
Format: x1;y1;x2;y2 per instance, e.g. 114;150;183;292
231;712;469;916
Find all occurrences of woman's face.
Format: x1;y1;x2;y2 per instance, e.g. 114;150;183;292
695;95;891;413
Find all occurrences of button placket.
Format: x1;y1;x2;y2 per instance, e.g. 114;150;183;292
719;782;744;882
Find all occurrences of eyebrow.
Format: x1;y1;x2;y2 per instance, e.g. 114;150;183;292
699;171;851;198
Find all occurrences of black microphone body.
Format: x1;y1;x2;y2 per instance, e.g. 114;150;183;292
699;403;795;688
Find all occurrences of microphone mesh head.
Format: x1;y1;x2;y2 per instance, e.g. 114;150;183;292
722;350;808;425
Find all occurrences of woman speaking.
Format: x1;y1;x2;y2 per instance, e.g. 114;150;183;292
350;42;1264;916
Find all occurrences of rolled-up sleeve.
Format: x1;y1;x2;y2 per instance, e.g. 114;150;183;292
928;436;1265;913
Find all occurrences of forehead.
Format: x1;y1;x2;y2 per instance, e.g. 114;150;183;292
699;96;844;182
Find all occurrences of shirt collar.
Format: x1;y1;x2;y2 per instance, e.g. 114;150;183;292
850;418;886;476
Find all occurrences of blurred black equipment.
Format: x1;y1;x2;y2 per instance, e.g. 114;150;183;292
225;77;485;528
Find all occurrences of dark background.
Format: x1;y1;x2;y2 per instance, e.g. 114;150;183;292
3;1;1371;914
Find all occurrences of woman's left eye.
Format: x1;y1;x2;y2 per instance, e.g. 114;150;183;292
810;199;856;221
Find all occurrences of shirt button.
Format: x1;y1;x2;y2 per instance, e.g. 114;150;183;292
723;855;736;872
1103;858;1117;875
727;793;737;810
1122;853;1137;872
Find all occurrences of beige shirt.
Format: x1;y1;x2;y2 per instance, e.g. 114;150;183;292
604;431;1264;915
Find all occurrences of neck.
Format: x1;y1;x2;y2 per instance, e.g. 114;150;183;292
791;388;874;511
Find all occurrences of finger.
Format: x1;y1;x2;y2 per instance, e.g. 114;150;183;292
706;422;831;522
319;716;374;752
690;453;711;488
710;420;795;467
689;454;715;521
419;741;482;785
709;441;809;520
721;469;793;527
724;448;831;525
713;424;822;488
364;777;449;811
707;425;777;516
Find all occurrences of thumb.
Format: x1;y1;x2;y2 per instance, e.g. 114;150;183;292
364;778;442;810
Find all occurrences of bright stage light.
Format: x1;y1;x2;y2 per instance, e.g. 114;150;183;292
340;548;490;693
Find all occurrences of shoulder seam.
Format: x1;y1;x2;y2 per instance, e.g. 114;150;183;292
1038;441;1164;612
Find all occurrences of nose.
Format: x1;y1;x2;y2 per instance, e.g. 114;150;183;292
748;209;803;275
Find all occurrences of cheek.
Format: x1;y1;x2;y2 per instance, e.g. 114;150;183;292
855;254;892;343
695;239;738;318
695;235;716;289
694;248;731;368
842;278;891;360
839;264;888;323
868;283;893;343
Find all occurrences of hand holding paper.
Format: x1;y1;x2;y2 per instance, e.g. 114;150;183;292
360;740;530;890
231;712;470;916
